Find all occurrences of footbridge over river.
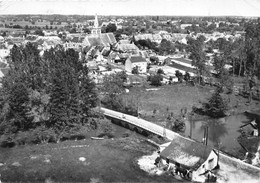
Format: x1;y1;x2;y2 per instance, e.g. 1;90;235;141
101;107;260;179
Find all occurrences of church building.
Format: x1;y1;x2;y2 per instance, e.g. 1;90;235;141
83;14;116;47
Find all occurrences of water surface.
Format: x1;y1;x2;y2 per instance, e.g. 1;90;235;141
184;114;251;157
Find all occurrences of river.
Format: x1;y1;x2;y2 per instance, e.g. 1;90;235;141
110;113;252;158
184;114;252;157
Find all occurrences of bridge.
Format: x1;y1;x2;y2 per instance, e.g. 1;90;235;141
101;107;181;140
101;107;260;178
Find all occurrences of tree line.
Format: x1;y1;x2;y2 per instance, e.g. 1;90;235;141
0;43;105;147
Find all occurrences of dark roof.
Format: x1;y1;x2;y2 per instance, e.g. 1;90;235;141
240;120;257;129
83;46;92;54
160;138;213;170
129;56;146;63
102;48;111;57
238;137;260;154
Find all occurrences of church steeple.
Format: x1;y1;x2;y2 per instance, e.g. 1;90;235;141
91;13;101;36
94;13;99;28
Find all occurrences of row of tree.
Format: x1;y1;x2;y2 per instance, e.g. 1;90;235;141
0;43;100;146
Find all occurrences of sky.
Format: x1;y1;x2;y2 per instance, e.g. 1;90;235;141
1;0;260;17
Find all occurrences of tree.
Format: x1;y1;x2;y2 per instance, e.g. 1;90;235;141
83;28;91;34
213;53;234;93
213;55;226;77
202;87;228;118
230;38;246;77
244;22;260;79
101;72;138;116
34;28;44;36
0;44;99;144
172;116;186;133
157;68;164;75
150;56;159;65
167;112;186;133
150;74;162;86
6;82;31;132
158;39;175;55
184;71;191;82
106;23;117;33
69;27;77;33
175;70;183;83
132;66;139;74
187;37;207;84
140;28;146;33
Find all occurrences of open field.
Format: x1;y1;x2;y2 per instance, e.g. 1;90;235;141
126;84;212;124
0;135;181;182
125;84;260;125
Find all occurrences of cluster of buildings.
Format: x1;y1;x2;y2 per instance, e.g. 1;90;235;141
0;14;242;85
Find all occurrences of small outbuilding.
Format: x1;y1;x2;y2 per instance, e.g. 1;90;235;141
240;119;259;137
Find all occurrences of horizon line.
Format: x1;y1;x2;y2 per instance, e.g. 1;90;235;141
0;14;259;18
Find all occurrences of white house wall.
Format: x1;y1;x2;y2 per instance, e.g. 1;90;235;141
195;150;218;175
132;62;147;73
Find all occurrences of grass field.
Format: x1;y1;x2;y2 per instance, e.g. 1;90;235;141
0;134;181;182
125;83;260;126
125;84;212;124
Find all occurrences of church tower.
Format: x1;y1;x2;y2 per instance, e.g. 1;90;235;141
91;14;101;36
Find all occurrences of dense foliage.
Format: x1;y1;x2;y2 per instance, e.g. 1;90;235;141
187;35;207;83
202;87;228;118
0;43;100;146
101;71;138;116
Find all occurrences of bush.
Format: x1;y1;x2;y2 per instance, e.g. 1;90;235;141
171;115;186;133
0;134;16;147
16;126;56;145
184;72;191;82
30;126;57;144
87;117;114;134
150;74;163;86
15;131;33;145
97;118;115;134
0;126;57;147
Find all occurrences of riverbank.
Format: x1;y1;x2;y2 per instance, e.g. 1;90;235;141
0;134;180;182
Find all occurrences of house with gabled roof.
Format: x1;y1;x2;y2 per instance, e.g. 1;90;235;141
160;137;218;182
115;43;139;54
240;119;259;137
125;55;147;74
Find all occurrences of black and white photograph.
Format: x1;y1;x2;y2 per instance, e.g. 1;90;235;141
0;0;260;182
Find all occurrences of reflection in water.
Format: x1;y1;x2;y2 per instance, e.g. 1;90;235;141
185;114;251;156
200;119;228;148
